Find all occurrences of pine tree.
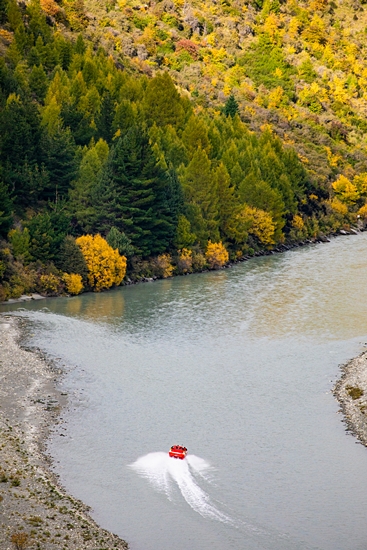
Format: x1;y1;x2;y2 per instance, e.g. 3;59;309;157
0;95;43;206
93;126;175;256
68;139;109;233
29;64;48;101
223;94;239;118
96;92;115;143
56;235;88;281
143;72;187;129
180;148;219;245
41;128;77;202
181;115;211;160
214;162;237;238
0;180;13;237
106;227;135;258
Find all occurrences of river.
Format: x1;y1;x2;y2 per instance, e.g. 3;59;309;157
2;234;367;550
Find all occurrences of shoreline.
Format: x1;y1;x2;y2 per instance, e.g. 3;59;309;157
1;229;363;306
0;315;128;550
334;350;367;448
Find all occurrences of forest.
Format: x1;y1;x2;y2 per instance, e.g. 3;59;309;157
1;0;367;298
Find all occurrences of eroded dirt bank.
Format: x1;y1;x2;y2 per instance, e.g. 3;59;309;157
0;315;128;550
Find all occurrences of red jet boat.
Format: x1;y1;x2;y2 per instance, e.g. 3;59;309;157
169;445;187;459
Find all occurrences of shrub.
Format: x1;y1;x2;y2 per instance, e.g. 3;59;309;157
63;273;83;295
177;248;193;273
205;241;229;269
346;386;364;400
11;532;28;550
76;234;127;291
37;273;61;296
192;250;206;271
153;254;174;278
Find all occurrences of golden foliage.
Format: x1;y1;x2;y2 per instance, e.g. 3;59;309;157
0;29;13;43
244;206;276;245
38;274;60;295
63;273;84;295
76;234;127;291
357;203;367;219
353;173;367;197
292;215;304;230
177;248;193;273
330;197;348;215
205;241;229;269
332;175;359;204
40;0;60;15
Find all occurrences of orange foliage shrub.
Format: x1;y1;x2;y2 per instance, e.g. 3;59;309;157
63;273;84;295
154;254;174;278
205;241;229;269
176;39;198;59
76;234;126;291
40;0;60;15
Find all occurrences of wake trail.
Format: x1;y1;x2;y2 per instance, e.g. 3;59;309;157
130;453;322;550
130;452;232;524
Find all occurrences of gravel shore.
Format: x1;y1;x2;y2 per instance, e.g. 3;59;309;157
0;315;128;550
334;350;367;447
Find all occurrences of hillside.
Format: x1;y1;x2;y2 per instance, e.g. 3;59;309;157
1;0;367;299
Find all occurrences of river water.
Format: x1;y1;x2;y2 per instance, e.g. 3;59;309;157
3;234;367;550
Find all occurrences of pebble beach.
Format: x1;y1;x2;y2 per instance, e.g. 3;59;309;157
0;315;128;550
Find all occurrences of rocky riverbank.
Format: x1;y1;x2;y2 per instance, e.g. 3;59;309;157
334;350;367;447
0;316;128;550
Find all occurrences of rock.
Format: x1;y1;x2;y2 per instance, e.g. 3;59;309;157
339;229;349;235
18;295;32;301
350;228;359;235
31;294;45;300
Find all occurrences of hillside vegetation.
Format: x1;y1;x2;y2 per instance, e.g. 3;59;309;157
0;0;367;299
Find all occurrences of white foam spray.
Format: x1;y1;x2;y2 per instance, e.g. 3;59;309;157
130;452;232;524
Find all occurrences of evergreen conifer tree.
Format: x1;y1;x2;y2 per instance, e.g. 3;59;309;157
180;148;219;245
41;127;77;202
96;92;115;143
106;227;135;258
93;126;175;256
56;235;88;281
0;180;13;237
223;94;239;118
143;72;187;129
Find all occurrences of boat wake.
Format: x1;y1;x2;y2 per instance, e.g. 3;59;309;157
130;452;232;523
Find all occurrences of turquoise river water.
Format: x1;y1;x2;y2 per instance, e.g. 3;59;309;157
3;234;367;550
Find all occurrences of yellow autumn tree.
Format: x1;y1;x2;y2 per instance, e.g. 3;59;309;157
244;206;276;245
63;273;84;295
76;234;126;291
205;241;229;269
357;203;367;220
330;197;348;215
332;175;359;204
